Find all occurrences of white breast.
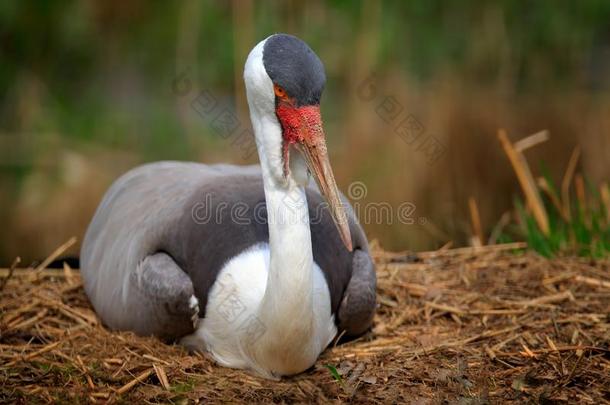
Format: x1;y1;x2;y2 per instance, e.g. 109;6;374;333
180;243;337;378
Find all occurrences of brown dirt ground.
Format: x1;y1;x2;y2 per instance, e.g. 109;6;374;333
1;242;609;404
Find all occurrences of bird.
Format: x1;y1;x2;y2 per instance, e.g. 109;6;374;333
80;33;376;379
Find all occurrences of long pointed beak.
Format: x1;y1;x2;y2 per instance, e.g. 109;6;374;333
291;108;353;252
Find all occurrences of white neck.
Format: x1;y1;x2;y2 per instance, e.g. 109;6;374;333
251;110;313;332
240;38;324;373
247;100;318;370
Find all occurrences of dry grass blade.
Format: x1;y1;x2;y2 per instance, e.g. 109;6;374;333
488;211;511;245
574;275;610;289
32;236;77;274
416;241;527;257
153;363;170;391
7;308;48;331
3;341;62;368
513;130;549;152
561;146;581;221
498;129;549;235
600;182;610;223
511;290;574;307
468;196;484;247
574;174;590;227
0;257;20;292
538;177;568;221
63;262;75;285
116;368;154;395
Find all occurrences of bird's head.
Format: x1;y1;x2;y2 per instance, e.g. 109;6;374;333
244;33;352;251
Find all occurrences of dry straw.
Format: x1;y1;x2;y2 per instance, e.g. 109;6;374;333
1;239;608;402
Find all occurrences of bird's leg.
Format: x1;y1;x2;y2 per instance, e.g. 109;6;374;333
337;249;376;337
131;252;199;340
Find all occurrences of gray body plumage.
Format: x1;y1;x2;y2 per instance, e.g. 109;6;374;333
80;161;376;341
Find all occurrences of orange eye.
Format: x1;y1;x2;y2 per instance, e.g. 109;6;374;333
274;84;287;98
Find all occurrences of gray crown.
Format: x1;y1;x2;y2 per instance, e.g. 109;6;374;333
263;34;326;106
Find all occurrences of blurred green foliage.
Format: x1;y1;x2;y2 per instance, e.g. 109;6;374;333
2;1;609;151
1;1;609;259
500;176;610;258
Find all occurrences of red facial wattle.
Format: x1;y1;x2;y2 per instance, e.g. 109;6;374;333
276;104;324;144
275;104;325;176
274;99;353;251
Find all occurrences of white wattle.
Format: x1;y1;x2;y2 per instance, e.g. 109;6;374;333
180;36;337;378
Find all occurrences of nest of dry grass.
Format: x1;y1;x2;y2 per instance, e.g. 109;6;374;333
1;242;609;403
